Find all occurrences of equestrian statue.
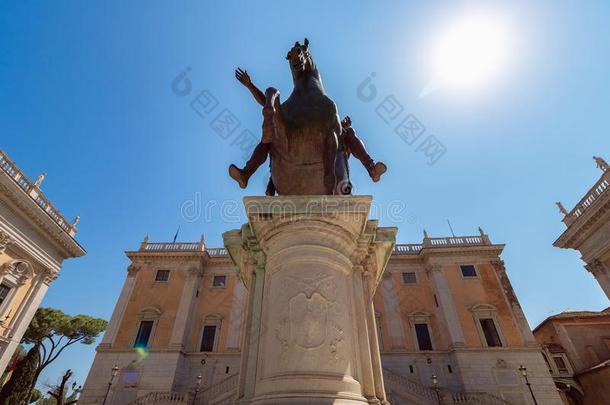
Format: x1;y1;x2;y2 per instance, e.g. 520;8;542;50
229;38;386;195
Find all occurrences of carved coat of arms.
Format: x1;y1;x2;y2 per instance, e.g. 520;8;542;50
289;292;328;349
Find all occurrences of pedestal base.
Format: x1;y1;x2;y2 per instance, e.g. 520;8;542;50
224;196;397;405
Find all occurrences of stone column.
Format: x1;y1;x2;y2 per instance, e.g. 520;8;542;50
585;259;610;299
99;264;140;348
426;264;465;348
363;260;388;404
224;196;396;405
169;266;203;350
379;273;406;350
491;260;538;347
226;278;248;351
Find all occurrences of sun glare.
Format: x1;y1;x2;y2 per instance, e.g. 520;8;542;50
422;12;511;97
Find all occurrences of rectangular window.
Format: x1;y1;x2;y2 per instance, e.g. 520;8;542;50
155;270;170;282
414;323;433;351
134;321;154;348
200;325;217;352
460;265;477;277
553;356;568;373
480;318;502;347
402;272;417;284
212;275;227;287
0;284;11;306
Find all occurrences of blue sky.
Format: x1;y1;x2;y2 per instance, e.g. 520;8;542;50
1;0;609;388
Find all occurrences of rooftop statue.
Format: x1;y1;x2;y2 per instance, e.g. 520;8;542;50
593;156;608;172
229;39;386;195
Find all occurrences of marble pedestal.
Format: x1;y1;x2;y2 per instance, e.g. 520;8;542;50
223;196;397;405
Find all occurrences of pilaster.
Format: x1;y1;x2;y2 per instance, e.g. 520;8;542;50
426;264;466;348
491;259;539;347
585;259;610;299
169;265;203;350
379;273;406;350
99;264;140;348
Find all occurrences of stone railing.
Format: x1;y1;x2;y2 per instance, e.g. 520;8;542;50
137;240;231;256
140;234;491;256
128;391;188;405
207;247;228;257
128;374;238;405
382;367;438;402
449;391;512;405
393;234;491;255
564;172;609;224
195;373;239;404
142;242;204;251
425;235;490;247
0;149;78;237
393;244;424;255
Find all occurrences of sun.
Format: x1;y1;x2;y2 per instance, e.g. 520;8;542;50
422;12;511;96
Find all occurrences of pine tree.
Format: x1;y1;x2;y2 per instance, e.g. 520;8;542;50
0;344;40;405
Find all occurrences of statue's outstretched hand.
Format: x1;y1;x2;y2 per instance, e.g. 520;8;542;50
235;68;252;87
341;116;352;129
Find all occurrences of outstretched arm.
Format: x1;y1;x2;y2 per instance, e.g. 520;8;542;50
235;68;266;106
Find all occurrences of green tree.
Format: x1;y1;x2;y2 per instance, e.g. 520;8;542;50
0;345;39;405
42;369;81;405
29;388;42;403
0;344;25;386
2;307;107;403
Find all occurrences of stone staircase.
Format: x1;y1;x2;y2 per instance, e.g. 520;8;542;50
127;373;238;405
382;368;512;405
128;370;511;405
383;367;439;404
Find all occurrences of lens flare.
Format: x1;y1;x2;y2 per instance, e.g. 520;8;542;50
421;11;511;97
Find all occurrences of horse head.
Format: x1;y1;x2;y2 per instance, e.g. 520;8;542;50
286;38;320;85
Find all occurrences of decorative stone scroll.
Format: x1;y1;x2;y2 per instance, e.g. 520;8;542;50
0;230;13;254
0;259;34;285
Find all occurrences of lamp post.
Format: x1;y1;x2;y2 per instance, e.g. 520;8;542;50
519;365;538;405
431;374;442;405
102;365;119;405
191;374;203;405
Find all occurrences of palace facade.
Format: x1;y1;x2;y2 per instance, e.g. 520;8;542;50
80;230;561;404
0;149;85;375
554;157;610;299
533;308;610;404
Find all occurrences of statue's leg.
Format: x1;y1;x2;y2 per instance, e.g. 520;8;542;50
324;132;339;194
229;143;270;189
265;177;276;196
334;149;352;195
344;129;387;182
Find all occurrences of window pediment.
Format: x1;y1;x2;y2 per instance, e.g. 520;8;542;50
138;306;162;320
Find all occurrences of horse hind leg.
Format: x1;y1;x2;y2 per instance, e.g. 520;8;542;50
323;131;339;195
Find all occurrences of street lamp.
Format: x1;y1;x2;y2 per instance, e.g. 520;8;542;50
518;365;538;405
191;374;203;405
102;365;119;405
431;374;442;405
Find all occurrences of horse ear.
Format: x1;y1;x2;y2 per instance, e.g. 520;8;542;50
304;38;309;49
295;41;300;47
